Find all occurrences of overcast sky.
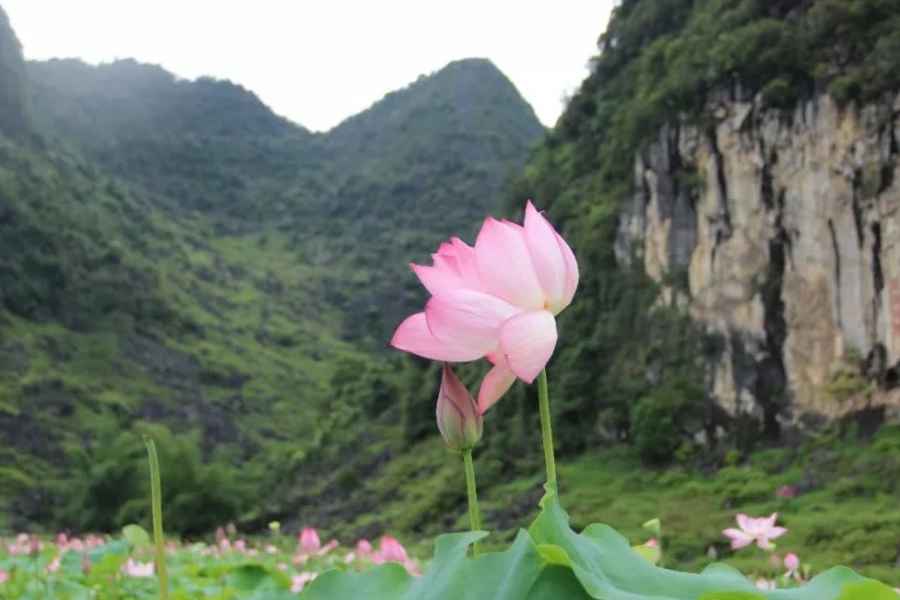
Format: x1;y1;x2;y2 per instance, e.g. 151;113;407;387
3;0;615;132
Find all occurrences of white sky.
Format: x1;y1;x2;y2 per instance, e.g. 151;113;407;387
3;0;615;132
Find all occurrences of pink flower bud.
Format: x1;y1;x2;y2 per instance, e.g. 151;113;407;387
379;536;409;563
784;552;800;571
47;557;61;573
436;363;482;451
777;485;795;499
299;527;321;552
81;553;92;574
357;539;373;555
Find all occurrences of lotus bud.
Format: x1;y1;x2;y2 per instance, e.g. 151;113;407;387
28;533;41;556
299;527;321;552
81;553;92;574
436;363;482;451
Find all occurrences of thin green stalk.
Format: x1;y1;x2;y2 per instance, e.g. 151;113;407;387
144;436;169;600
537;369;557;485
462;448;482;556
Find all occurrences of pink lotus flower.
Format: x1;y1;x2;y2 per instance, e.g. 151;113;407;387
122;558;154;578
378;536;409;563
723;513;787;550
392;201;578;413
777;485;795;499
357;539;373;555
299;528;321;552
28;533;42;556
0;566;7;584
784;552;805;582
755;578;776;590
645;538;659;547
291;572;316;594
46;557;61;573
320;539;339;555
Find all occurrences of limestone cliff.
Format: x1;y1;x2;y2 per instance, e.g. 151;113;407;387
617;93;900;435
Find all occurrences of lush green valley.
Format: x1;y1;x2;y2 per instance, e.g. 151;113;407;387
3;0;900;589
0;0;546;537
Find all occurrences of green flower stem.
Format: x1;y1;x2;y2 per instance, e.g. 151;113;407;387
144;436;169;600
462;448;482;556
537;369;557;485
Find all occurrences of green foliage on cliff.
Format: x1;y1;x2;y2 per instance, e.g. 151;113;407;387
503;0;900;460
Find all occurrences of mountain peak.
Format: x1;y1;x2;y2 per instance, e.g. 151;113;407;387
326;56;543;161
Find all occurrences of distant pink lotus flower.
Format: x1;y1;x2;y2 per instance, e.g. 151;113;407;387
0;566;8;584
299;528;321;552
723;513;787;550
378;536;409;564
122;558;154;578
276;562;288;571
784;552;804;582
46;557;61;573
357;539;373;555
777;485;795;499
755;578;776;590
28;533;42;556
392;201;578;413
645;538;659;547
266;544;278;554
291;572;316;594
234;539;247;552
81;553;92;573
320;539;339;555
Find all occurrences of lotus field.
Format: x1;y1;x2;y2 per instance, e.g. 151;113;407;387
2;202;897;599
0;525;420;599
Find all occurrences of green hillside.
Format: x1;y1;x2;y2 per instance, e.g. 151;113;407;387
0;2;544;536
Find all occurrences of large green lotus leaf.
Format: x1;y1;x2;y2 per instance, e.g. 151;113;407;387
529;484;895;600
301;529;591;600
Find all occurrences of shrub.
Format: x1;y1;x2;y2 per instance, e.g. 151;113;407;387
630;396;681;463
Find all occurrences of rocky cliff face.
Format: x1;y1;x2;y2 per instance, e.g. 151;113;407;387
617;93;900;436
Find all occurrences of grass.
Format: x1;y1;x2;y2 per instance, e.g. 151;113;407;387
469;424;900;586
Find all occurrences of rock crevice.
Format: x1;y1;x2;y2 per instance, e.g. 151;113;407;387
619;93;900;431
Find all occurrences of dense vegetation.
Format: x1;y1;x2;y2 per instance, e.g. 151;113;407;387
2;0;900;584
503;0;900;461
0;1;544;537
